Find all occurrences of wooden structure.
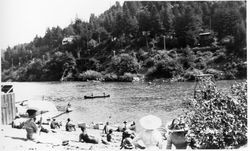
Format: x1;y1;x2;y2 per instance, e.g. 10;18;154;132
1;85;16;125
193;74;216;99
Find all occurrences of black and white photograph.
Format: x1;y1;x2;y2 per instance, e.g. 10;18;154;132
0;0;247;150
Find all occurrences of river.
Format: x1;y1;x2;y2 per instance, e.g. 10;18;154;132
8;80;243;127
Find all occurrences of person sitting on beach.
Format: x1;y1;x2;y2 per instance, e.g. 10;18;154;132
50;119;61;129
120;129;135;149
107;129;114;142
103;122;110;134
133;115;163;149
122;121;128;132
79;126;99;144
166;117;190;149
66;118;76;132
129;121;136;132
66;102;72;112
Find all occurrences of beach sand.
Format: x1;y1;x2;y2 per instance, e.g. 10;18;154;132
0;124;124;151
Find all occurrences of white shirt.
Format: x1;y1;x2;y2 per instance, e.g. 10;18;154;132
134;129;163;149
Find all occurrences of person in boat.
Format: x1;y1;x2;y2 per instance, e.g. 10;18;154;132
79;126;99;144
23;110;40;140
133;115;163;149
65;118;76;132
166;117;190;149
50;118;61;129
103;122;110;134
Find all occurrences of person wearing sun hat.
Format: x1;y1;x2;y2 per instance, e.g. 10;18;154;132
23;109;40;140
133;114;163;149
166;117;190;149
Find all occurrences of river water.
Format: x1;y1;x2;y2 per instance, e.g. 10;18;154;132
8;80;242;127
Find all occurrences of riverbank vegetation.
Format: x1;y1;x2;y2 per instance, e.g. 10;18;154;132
182;81;247;149
1;1;246;82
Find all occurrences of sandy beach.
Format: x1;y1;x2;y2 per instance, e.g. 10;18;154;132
0;124;124;151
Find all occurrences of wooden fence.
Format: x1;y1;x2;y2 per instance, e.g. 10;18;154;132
1;93;16;125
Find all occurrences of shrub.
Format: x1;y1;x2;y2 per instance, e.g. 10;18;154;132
110;53;140;75
183;68;203;81
205;68;224;80
143;57;155;68
145;59;184;80
79;70;103;81
185;81;247;149
118;73;135;82
103;73;118;82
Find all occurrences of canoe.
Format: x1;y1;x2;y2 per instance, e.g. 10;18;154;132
84;94;110;99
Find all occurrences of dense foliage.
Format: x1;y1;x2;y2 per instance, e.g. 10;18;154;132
1;1;246;82
183;81;247;149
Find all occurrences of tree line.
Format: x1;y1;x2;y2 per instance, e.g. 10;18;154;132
1;1;246;82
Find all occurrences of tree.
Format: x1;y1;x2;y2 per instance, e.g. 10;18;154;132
212;8;242;40
110;53;139;75
174;6;202;47
160;3;174;33
42;52;76;81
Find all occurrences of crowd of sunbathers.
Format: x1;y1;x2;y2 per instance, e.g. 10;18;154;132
21;107;193;150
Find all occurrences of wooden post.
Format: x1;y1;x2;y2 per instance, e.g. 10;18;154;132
163;35;166;50
0;93;1;126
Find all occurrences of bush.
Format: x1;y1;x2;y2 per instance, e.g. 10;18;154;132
205;68;224;80
145;60;183;80
118;73;135;82
103;73;118;82
185;81;247;149
143;57;155;68
183;68;203;81
110;53;140;75
79;70;103;81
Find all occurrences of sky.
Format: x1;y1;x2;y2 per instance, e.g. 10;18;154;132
0;0;124;50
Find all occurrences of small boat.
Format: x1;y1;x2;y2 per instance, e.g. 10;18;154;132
84;94;110;99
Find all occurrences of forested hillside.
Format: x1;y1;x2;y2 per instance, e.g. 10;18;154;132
1;1;246;82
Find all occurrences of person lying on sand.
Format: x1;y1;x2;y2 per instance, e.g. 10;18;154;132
79;126;99;144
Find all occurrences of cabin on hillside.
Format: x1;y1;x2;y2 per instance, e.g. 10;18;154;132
198;32;214;46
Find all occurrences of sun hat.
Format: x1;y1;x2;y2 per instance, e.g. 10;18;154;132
26;108;38;118
139;115;162;130
166;118;189;132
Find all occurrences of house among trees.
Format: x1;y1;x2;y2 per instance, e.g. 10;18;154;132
198;32;214;46
62;36;75;45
